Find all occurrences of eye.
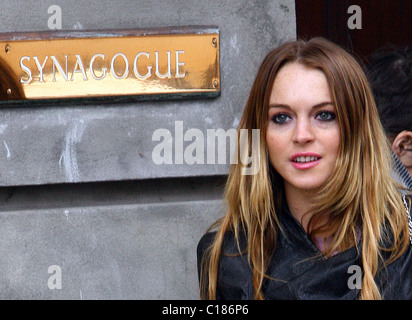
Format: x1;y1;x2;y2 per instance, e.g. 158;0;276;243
272;113;291;124
315;111;336;121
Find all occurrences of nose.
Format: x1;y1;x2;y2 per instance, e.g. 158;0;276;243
293;118;314;144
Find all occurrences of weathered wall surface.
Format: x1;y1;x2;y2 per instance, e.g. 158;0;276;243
0;0;295;299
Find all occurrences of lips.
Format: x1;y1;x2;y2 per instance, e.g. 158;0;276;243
290;153;321;169
293;155;320;163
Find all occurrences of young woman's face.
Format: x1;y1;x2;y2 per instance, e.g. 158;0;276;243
266;62;340;194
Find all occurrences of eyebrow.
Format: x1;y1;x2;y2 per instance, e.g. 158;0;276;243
268;101;334;110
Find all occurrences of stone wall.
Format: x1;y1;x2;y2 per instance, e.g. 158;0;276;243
0;0;296;299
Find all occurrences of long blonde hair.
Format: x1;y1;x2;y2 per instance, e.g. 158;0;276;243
199;37;410;300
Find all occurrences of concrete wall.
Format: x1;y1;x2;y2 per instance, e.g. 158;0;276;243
0;0;296;299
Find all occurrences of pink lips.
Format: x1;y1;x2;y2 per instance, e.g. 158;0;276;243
290;152;322;170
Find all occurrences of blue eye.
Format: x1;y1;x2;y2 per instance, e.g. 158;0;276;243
316;111;336;121
272;114;291;124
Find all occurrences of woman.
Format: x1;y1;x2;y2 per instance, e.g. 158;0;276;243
197;37;412;300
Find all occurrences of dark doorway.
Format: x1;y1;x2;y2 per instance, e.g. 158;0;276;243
295;0;411;62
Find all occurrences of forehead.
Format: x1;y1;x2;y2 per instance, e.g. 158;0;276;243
269;62;332;105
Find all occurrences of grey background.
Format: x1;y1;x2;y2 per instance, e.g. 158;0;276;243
0;0;296;299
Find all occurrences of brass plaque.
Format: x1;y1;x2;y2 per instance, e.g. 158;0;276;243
0;26;220;103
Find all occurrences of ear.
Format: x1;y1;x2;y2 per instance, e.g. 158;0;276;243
392;130;412;157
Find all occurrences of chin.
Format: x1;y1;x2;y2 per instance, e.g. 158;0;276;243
286;178;328;192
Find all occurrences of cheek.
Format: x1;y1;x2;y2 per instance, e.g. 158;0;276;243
326;128;341;159
266;130;287;159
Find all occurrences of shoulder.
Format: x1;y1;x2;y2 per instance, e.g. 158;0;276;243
196;230;250;275
197;230;245;262
197;232;216;263
197;230;253;299
378;194;412;299
197;230;250;276
197;229;248;251
379;243;412;299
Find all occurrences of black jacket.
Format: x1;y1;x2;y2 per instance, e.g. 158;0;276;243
197;200;412;300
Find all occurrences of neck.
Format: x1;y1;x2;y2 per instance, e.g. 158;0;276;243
284;187;314;232
284;183;331;234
